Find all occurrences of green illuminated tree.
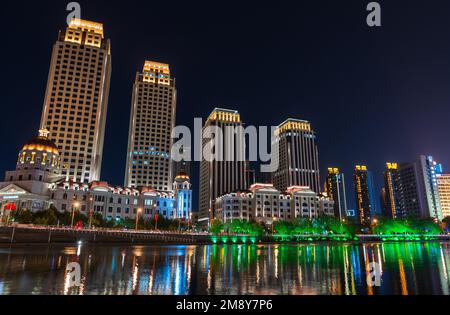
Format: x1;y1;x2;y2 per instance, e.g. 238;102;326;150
210;219;224;234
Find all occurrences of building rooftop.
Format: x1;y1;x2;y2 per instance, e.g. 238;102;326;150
207;108;241;123
68;18;104;37
276;118;312;134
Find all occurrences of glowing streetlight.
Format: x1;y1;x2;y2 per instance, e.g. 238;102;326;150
135;208;142;231
272;216;278;234
71;202;80;229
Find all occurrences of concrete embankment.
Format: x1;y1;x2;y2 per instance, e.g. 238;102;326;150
0;227;211;245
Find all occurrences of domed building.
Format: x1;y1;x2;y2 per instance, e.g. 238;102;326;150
16;129;61;175
173;171;192;220
0;129;64;218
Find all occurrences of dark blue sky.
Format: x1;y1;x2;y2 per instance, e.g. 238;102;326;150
1;0;450;210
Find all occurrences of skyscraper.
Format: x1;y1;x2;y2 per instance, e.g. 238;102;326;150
395;162;422;218
382;162;400;219
353;165;377;225
124;61;177;191
272;119;320;194
198;108;247;224
325;167;347;220
40;19;112;183
437;173;450;219
381;156;443;220
416;155;442;220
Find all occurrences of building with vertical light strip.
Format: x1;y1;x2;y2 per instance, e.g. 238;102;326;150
382;162;400;219
353;165;377;225
325;167;347;220
40;19;112;184
437;173;450;219
124;61;177;191
198;108;247;224
272;119;320;194
416;155;442;220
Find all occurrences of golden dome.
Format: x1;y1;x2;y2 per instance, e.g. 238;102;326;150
175;171;190;180
22;129;59;155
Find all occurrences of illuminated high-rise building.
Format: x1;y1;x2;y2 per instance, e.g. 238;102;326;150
124;61;177;190
382;162;400;219
416;155;442;220
394;162;422;218
272;119;320;194
437;173;450;219
325;167;347;220
40;19;112;183
353;165;377;225
198;108;247;224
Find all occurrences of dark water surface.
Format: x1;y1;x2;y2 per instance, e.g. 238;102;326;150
0;242;449;295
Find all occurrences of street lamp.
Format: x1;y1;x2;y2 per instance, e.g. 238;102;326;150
272;216;277;234
88;197;94;229
71;202;80;229
135;208;142;231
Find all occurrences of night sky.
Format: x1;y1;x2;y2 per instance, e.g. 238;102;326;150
1;0;450;210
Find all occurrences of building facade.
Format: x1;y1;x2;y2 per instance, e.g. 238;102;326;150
0;130;63;217
353;165;378;225
40;19;112;183
124;61;177;190
199;108;247;225
0;131;191;222
381;162;400;219
416;155;442;220
272;119;321;194
395;162;422;218
324;167;347;220
437;173;450;219
215;184;334;225
50;182;179;222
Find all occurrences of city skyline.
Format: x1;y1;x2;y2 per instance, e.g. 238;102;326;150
2;2;450;212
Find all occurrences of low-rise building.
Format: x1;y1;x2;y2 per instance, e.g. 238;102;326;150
0;130;192;222
215;183;335;225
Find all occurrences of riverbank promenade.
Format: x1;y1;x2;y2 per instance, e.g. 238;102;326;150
1;225;449;245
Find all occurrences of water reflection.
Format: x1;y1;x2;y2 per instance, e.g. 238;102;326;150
0;242;449;295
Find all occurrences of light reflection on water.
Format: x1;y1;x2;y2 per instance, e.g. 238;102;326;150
0;242;449;295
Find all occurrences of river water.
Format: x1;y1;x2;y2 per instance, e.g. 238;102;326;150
0;242;449;295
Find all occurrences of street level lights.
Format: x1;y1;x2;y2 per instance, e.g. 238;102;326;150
272;217;277;234
135;208;142;231
71;202;80;228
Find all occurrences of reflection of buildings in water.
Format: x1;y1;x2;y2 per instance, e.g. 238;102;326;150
1;243;450;295
438;245;450;295
204;244;366;295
